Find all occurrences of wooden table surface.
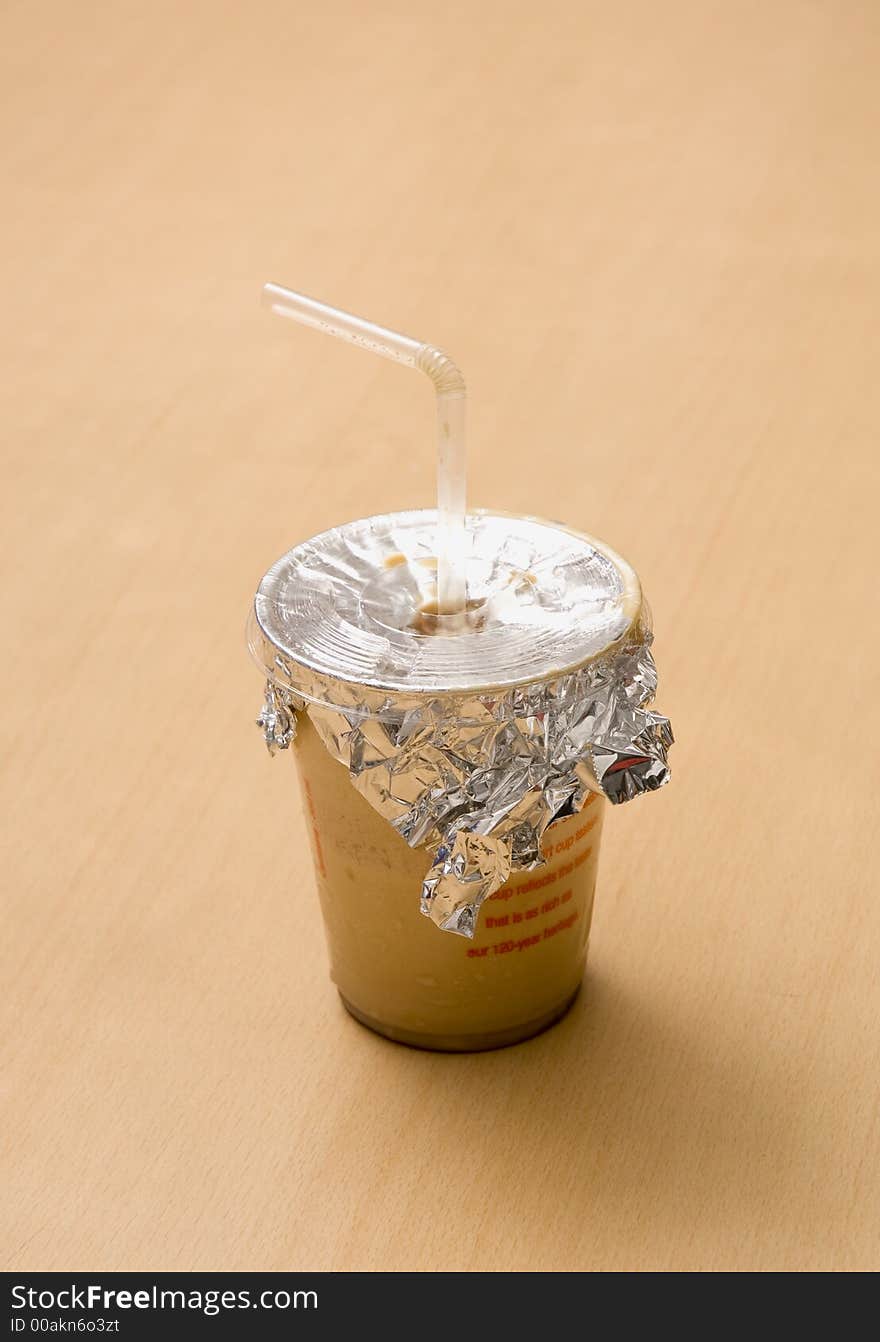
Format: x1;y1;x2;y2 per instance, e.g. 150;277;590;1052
3;0;879;1273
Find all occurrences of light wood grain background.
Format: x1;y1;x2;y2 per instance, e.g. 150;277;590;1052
3;0;879;1272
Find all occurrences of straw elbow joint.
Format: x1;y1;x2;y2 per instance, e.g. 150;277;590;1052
416;345;466;398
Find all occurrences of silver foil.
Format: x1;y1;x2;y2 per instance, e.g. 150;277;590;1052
256;630;672;938
256;682;302;755
250;510;672;938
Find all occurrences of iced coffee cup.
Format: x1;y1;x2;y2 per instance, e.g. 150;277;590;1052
248;509;672;1050
250;283;672;1049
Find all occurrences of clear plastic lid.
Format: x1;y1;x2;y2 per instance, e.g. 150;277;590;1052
248;510;643;710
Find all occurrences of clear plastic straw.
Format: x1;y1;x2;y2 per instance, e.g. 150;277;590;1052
262;283;467;615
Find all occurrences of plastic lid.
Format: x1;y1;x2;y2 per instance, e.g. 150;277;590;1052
248;510;642;704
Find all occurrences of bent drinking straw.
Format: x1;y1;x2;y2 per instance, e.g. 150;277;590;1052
262;282;467;614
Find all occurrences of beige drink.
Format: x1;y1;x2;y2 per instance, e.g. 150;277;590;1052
295;711;605;1049
250;509;672;1052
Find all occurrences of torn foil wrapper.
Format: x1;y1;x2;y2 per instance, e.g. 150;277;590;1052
256;630;672;938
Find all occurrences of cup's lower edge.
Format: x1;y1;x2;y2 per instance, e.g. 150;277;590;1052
337;984;583;1053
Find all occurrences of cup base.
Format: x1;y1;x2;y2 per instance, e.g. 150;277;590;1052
338;984;582;1053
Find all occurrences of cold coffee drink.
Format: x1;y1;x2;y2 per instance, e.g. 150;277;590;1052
249;510;672;1050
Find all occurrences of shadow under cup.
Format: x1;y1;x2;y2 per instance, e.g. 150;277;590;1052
293;711;605;1052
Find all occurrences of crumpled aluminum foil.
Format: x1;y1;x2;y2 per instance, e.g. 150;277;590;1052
257;631;672;938
256;682;302;755
250;510;673;938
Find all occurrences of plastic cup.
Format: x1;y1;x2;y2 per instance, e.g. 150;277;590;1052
294;709;605;1050
248;509;665;1051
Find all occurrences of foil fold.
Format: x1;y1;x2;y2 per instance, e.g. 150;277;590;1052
257;682;302;755
258;632;672;938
